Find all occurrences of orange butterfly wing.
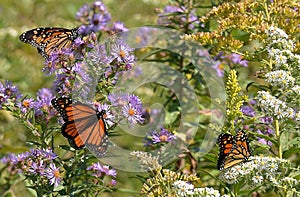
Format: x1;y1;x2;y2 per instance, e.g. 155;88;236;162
51;97;108;157
19;27;78;58
217;130;251;170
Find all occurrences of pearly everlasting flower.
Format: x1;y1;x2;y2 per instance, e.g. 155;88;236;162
265;70;295;89
266;26;289;40
220;156;291;188
256;91;295;120
252;175;264;184
291;85;300;95
173;180;194;196
295;111;300;121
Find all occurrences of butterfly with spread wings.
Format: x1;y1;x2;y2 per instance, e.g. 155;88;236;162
217;130;252;170
19;27;78;58
51;97;108;157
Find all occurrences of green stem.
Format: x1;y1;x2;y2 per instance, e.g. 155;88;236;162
275;119;282;159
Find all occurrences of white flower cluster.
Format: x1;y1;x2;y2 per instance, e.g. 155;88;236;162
266;26;289;40
256;91;295;119
265;70;295;89
266;26;294;51
291;85;300;95
220;156;290;185
129;151;161;171
173;180;230;197
265;26;298;71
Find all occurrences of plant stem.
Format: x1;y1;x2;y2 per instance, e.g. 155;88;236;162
275;119;282;159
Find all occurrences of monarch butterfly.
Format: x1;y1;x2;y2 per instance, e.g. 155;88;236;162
217;130;251;170
51;97;108;157
19;27;78;58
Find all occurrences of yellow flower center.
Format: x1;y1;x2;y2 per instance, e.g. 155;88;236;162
54;170;61;178
218;63;224;70
119;50;125;58
159;135;168;142
22;100;30;108
128;108;135;116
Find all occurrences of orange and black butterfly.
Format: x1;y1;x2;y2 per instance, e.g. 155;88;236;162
51;97;108;157
217;130;251;170
19;27;78;58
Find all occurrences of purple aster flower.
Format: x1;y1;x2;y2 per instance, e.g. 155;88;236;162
0;93;9;108
240;105;256;117
258;138;272;146
111;21;128;33
17;98;35;113
259;116;273;124
122;103;144;125
1;153;17;164
76;4;90;22
93;1;108;12
89;13;111;32
128;94;143;108
40;148;58;160
197;49;210;58
96;103;115;126
98;165;117;177
43;53;60;75
109;179;117;186
249;99;256;105
157;5;199;29
34;88;56;121
46;163;62;187
0;80;22;101
144;127;176;146
110;39;134;64
133;28;152;47
256;129;273;146
108;92;129;106
265;126;274;135
212;61;225;77
88;43;113;65
227;53;248;67
73;62;92;83
76;1;111;35
36;88;53;106
29;148;57;160
213;52;225;61
28;160;45;175
53;73;74;96
87;162;117;178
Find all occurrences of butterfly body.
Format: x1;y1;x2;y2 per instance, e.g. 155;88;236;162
20;27;78;58
217;130;251;170
51;97;108;157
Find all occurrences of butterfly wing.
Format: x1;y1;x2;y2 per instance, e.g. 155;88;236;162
19;27;78;58
233;130;251;159
51;97;108;156
217;130;251;170
217;133;235;170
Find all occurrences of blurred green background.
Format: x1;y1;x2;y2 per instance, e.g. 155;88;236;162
0;0;168;196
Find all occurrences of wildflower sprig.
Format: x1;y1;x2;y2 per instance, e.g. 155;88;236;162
225;70;248;132
183;0;300;55
1;1;142;196
220;156;300;196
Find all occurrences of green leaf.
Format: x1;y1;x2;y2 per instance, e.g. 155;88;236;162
165;111;180;125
